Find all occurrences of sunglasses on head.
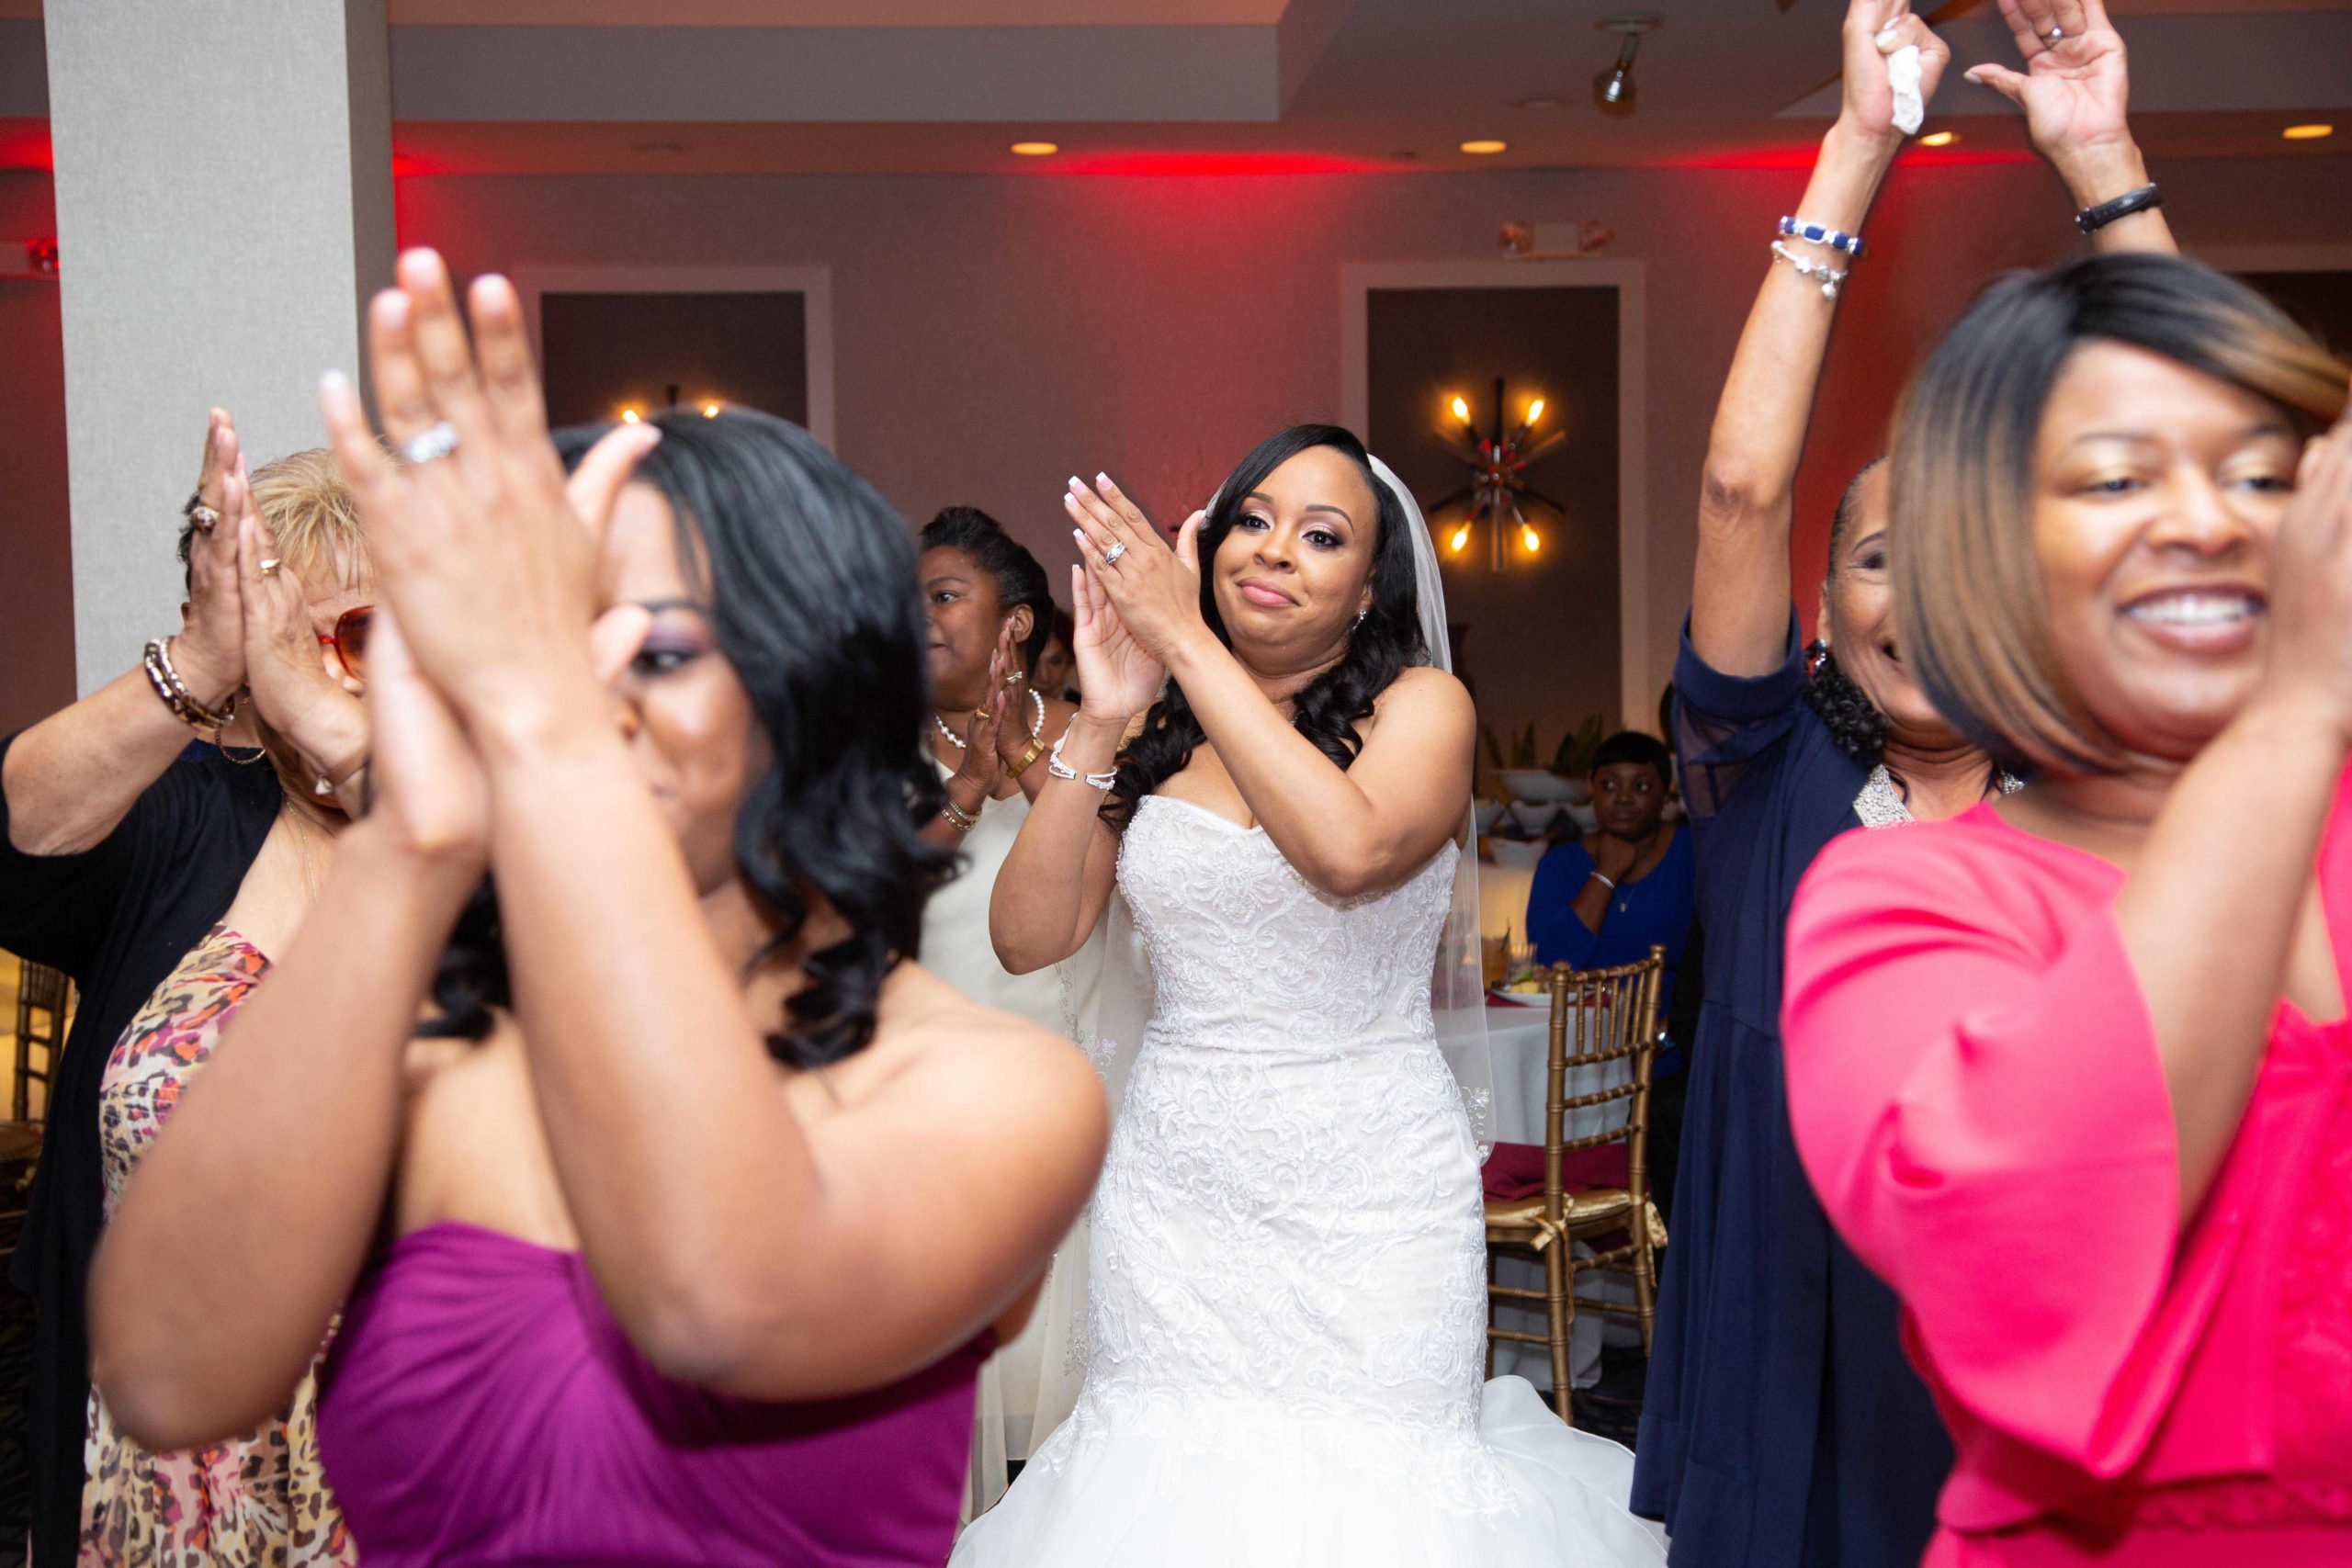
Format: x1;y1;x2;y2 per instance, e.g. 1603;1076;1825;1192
318;605;373;679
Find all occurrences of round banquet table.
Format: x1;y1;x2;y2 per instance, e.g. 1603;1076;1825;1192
1484;1000;1637;1393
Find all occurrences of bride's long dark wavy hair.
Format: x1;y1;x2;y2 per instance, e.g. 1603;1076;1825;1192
1105;424;1426;830
421;407;953;1067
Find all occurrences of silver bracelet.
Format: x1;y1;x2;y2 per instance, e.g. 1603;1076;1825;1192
1589;870;1617;891
1046;732;1118;792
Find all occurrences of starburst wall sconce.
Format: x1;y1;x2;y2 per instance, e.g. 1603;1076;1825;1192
1430;378;1567;573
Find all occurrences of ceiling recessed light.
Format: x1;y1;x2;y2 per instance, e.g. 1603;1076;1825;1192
1011;141;1060;156
1918;130;1957;147
1461;140;1509;155
2283;123;2334;141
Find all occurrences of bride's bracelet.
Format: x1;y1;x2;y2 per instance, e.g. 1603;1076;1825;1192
1046;732;1118;792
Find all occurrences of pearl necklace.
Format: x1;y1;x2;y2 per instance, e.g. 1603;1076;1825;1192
934;688;1044;751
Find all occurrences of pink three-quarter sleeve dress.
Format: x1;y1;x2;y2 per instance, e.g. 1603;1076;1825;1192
1781;784;2352;1567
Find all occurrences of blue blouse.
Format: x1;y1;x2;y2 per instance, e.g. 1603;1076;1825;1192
1525;825;1695;1010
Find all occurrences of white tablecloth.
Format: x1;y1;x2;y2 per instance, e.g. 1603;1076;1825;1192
1484;1003;1636;1393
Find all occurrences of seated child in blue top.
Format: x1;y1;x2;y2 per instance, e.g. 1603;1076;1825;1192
1524;730;1694;1066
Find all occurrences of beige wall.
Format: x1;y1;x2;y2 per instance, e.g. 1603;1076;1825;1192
6;152;2347;739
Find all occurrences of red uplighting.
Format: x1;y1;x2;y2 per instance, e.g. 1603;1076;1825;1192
0;124;53;172
1019;151;1403;177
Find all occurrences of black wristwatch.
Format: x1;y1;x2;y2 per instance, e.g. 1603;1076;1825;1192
2076;184;2161;236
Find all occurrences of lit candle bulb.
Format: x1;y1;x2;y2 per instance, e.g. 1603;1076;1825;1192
1525;398;1544;425
1450;396;1471;423
1521;524;1541;554
620;407;641;424
702;401;721;418
1450;523;1472;553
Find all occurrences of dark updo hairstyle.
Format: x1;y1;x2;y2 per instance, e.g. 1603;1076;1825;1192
424;407;954;1068
1106;423;1426;829
1804;459;1893;765
921;505;1054;674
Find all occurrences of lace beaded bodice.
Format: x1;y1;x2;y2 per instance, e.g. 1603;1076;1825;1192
1026;796;1509;1509
1115;795;1459;1052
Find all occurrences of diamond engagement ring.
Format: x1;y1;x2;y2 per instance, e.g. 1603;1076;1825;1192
2044;26;2064;44
1101;541;1127;566
402;421;461;465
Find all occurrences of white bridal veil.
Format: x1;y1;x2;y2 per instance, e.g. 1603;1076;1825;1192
1063;450;1496;1159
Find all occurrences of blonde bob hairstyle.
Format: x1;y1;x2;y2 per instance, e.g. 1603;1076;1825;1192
1891;253;2348;777
175;446;368;593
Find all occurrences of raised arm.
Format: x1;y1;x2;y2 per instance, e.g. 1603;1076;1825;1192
1691;0;1947;677
1966;0;2178;257
989;560;1153;973
3;413;244;855
88;606;487;1450
322;251;1106;1401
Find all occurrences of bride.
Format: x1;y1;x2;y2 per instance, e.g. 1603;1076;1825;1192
954;425;1666;1564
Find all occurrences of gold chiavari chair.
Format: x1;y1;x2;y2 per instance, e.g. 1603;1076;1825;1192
1481;945;1667;1424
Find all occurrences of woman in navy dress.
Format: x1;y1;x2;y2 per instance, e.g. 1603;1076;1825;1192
1626;0;2175;1562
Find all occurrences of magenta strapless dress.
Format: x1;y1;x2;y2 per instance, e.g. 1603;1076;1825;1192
317;1222;990;1567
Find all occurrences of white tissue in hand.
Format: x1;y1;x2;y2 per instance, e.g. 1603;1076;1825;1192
1887;44;1925;136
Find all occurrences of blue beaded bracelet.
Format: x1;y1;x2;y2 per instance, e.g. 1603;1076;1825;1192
1778;216;1867;259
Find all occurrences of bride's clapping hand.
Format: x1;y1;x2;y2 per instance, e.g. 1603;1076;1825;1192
1067;556;1165;726
316;248;659;746
1065;475;1211;665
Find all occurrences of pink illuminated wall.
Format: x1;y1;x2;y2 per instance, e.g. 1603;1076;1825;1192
6;151;2348;737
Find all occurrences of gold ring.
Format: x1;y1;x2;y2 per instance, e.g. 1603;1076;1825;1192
258;558;281;577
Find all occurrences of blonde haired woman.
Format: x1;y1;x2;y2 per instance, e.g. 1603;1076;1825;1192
0;412;373;1566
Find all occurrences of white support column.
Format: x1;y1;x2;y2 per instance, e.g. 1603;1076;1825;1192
46;0;393;694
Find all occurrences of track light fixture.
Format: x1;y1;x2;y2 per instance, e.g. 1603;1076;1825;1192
1593;17;1658;118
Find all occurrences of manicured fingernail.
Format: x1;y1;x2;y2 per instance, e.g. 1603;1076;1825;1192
1072;529;1086;548
1096;471;1112;488
1069;475;1088;491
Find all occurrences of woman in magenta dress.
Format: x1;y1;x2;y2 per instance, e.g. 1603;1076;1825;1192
86;250;1111;1567
1781;251;2351;1565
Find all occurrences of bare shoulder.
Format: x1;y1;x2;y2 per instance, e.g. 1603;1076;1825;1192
1367;666;1475;736
863;965;1109;1127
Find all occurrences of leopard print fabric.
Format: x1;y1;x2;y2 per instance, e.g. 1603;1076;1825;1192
79;926;356;1568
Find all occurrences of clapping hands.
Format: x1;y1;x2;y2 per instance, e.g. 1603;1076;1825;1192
1063;474;1204;722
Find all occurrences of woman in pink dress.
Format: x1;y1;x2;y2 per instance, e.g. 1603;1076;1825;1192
1781;250;2351;1565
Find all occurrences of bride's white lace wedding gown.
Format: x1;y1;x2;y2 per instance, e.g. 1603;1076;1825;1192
950;795;1668;1565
